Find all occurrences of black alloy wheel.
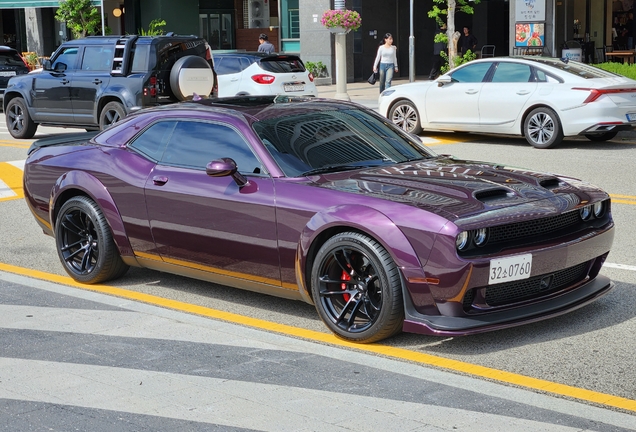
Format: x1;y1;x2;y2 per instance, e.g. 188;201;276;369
6;97;38;139
311;232;404;343
55;196;129;284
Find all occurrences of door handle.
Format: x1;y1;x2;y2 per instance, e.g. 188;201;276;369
465;90;478;95
93;79;103;85
152;175;168;185
60;79;70;85
516;90;531;95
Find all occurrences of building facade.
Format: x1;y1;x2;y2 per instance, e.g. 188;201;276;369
0;0;622;83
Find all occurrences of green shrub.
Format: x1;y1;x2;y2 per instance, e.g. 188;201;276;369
305;61;328;78
593;62;636;80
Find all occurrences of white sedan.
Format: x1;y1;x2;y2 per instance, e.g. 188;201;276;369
379;57;636;148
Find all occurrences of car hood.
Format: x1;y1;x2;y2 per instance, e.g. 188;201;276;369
314;156;602;223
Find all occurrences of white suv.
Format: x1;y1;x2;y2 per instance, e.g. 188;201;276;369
213;52;318;98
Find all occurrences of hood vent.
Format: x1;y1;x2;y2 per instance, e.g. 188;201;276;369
539;177;560;190
475;188;510;203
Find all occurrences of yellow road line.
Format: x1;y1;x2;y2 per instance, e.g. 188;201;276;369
0;261;634;413
0;162;24;202
0;142;31;149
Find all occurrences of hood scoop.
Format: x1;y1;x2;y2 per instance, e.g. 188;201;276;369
539;177;561;190
474;188;511;203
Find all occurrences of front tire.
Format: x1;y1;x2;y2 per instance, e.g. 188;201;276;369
585;131;618;142
311;232;404;343
523;107;563;149
389;100;422;135
55;196;129;284
6;97;38;139
99;101;126;130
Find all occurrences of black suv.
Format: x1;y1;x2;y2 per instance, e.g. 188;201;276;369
0;46;30;101
4;34;217;139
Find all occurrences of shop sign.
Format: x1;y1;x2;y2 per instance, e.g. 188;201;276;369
516;0;546;22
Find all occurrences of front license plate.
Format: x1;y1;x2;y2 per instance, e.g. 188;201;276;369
489;254;532;285
627;113;636;122
0;71;16;77
284;84;305;92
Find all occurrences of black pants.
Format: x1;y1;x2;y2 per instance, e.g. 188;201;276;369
429;54;442;79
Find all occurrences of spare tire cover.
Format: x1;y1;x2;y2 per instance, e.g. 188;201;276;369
169;56;215;101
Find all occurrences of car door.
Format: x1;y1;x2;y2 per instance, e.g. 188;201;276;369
424;62;493;129
72;45;112;124
143;119;281;284
214;55;244;97
478;62;538;133
32;46;78;123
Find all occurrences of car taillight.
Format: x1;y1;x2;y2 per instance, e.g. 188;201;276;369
573;87;636;103
251;74;275;84
308;72;315;82
143;76;158;97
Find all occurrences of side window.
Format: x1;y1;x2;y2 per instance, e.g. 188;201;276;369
535;69;560;83
491;63;532;83
161;121;263;174
81;46;113;71
215;57;242;75
128;121;177;162
450;62;492;83
51;47;79;72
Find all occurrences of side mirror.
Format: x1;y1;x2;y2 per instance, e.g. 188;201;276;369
206;158;249;187
43;59;52;71
437;75;452;86
54;62;67;72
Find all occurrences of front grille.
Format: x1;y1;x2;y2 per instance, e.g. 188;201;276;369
463;262;589;310
488;210;581;244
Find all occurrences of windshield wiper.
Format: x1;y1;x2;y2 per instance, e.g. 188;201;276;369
301;160;391;176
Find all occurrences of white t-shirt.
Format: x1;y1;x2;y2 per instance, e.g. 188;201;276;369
373;45;398;69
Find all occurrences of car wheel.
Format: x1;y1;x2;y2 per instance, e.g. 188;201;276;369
584;131;618;142
99;101;126;130
523;107;563;149
311;232;404;343
5;97;38;139
55;196;129;284
388;100;422;135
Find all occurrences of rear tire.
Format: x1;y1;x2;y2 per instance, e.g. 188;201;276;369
55;196;129;284
584;131;618;142
6;97;38;139
99;101;126;130
523;107;563;149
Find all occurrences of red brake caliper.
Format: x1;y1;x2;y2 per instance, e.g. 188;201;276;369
340;270;351;301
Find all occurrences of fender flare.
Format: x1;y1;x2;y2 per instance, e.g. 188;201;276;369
51;170;135;259
296;204;428;303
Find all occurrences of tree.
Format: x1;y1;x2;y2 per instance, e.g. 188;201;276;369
428;0;480;70
55;0;101;39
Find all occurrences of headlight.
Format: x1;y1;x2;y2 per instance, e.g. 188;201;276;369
456;231;469;250
593;201;605;218
579;205;591;220
474;228;488;246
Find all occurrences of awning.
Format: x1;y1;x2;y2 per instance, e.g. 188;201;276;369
0;0;100;8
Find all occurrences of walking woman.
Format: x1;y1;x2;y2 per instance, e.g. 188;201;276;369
373;33;398;93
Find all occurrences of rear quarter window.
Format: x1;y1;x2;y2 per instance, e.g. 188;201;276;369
0;52;26;67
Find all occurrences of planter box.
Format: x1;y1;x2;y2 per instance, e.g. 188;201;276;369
314;77;333;86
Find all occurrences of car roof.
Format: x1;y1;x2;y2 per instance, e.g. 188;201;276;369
135;95;361;122
0;45;19;54
76;34;204;46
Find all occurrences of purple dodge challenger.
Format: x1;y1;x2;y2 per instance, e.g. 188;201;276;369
23;96;615;343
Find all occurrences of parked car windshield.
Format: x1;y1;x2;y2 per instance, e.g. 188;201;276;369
252;108;435;177
0;52;27;66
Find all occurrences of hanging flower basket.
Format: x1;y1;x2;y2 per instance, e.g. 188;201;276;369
321;9;362;33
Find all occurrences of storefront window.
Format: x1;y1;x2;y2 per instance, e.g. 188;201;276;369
280;0;299;52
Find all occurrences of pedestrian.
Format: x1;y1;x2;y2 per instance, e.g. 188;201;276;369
373;33;399;93
429;24;446;80
257;33;275;54
459;26;477;55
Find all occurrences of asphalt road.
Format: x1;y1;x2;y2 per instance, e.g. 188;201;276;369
0;104;635;422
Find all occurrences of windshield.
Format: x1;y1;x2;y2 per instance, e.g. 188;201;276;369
252;108;436;177
527;57;619;79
